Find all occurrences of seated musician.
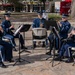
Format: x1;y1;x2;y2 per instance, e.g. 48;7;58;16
55;28;75;63
32;12;46;48
0;25;13;68
46;14;71;55
1;13;27;49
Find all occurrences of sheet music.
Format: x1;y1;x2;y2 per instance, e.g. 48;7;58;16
14;25;23;36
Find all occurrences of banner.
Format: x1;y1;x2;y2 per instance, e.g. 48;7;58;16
60;0;71;15
65;0;71;2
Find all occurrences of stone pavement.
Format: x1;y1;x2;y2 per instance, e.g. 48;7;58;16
0;22;75;75
0;39;75;75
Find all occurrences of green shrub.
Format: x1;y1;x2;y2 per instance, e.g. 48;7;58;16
48;14;61;21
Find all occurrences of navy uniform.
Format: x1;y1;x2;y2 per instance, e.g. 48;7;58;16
55;28;75;63
0;28;13;68
32;12;46;48
58;14;71;50
32;14;46;28
46;14;71;55
57;34;75;62
0;30;7;68
59;21;71;39
0;28;13;62
56;14;71;50
1;13;27;49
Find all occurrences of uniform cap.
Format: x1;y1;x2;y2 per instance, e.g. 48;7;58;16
62;14;69;18
4;13;10;17
38;12;43;16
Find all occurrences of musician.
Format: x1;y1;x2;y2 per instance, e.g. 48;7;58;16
58;14;71;39
0;25;13;68
0;25;7;68
32;12;46;48
1;13;27;49
46;14;71;55
55;28;75;63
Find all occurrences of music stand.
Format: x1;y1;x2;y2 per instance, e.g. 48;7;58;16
44;20;59;31
20;24;31;53
51;27;61;67
46;27;61;67
13;24;31;66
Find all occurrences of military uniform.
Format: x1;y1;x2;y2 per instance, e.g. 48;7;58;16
56;20;71;50
32;18;45;28
1;19;25;49
59;20;71;39
58;35;75;62
0;31;13;61
46;14;71;55
32;16;46;47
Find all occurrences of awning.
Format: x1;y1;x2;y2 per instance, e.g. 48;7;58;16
0;4;13;6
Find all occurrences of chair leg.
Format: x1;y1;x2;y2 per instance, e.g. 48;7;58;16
45;41;46;52
72;52;75;66
32;41;34;53
72;59;75;66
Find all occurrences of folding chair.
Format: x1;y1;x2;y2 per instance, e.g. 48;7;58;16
32;28;47;52
68;47;75;66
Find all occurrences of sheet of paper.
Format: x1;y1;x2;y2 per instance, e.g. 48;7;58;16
14;25;23;36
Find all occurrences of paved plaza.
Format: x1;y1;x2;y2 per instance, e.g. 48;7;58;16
0;22;75;75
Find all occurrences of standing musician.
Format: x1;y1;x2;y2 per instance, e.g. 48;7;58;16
1;13;27;49
32;12;46;48
46;14;71;55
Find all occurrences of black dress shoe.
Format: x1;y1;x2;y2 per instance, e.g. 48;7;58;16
0;62;7;68
46;52;51;55
8;59;14;63
65;58;74;63
54;56;62;61
21;46;27;49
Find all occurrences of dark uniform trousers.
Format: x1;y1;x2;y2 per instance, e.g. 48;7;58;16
0;40;13;61
0;45;5;62
59;35;75;58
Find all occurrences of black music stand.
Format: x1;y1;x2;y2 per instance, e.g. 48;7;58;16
46;27;60;67
13;24;31;66
19;24;31;53
51;27;60;67
44;20;59;31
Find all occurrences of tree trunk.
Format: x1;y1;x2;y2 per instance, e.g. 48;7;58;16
71;0;75;18
43;2;45;10
14;6;16;12
1;0;3;10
